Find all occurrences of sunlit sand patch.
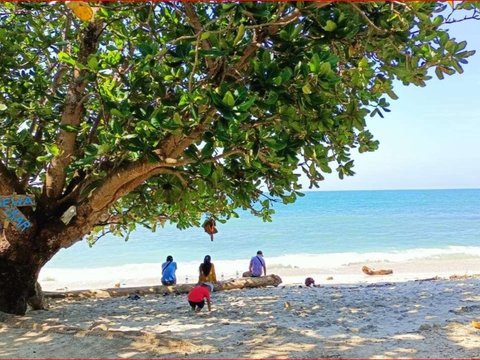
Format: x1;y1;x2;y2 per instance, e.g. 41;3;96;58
117;351;140;358
247;342;316;358
391;334;424;340
445;322;480;350
32;334;54;343
128;332;215;356
382;347;417;357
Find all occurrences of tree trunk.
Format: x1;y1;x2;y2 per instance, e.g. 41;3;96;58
44;274;283;299
0;257;40;315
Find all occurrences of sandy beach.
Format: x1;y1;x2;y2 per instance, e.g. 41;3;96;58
2;272;480;358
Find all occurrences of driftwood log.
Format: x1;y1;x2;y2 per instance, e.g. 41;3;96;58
362;266;393;276
44;274;283;299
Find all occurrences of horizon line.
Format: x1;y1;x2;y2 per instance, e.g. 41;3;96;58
304;186;480;192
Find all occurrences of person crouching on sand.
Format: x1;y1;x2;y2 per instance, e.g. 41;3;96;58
188;283;213;313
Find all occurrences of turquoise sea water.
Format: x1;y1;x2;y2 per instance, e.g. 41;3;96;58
45;189;480;271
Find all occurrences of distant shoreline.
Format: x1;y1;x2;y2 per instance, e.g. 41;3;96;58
40;253;480;292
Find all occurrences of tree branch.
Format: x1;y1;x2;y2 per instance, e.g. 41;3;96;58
350;3;388;35
227;8;301;77
183;2;215;71
43;21;103;201
88;160;163;212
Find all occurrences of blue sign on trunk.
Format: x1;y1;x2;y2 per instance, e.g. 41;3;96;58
0;195;35;231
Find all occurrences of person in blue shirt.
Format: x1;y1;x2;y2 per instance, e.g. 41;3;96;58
161;255;177;286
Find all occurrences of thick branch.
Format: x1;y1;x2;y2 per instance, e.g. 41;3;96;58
89;118;232;214
88;160;163;212
155;123;209;160
44;21;103;200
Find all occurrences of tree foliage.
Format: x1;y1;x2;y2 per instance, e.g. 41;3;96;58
0;1;477;247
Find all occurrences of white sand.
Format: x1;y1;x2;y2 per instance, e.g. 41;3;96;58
2;275;480;358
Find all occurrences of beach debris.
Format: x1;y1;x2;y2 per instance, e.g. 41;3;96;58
305;277;315;287
415;276;440;282
88;322;109;332
472;320;480;329
114;283;121;288
202;218;218;241
362;265;393;276
127;293;141;301
326;276;334;280
284;301;291;310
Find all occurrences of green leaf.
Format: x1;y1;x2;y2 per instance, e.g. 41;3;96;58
138;43;154;56
433;15;444;27
222;91;235;107
199;163;212;177
435;67;444;80
265;91;279;105
0;103;7;111
111;109;125;118
318;62;332;76
58;51;76;66
237;96;256;112
302;84;312;94
323;20;337;32
233;24;245;45
280;67;293;82
386;90;399;100
309;53;321;73
452;61;464;74
46;144;60;156
87;55;98;70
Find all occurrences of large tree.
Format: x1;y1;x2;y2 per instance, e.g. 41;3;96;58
0;1;477;315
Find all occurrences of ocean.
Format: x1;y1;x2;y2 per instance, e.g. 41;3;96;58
43;189;480;281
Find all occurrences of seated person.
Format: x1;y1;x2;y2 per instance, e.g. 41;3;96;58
161;255;177;286
198;255;217;283
247;250;266;277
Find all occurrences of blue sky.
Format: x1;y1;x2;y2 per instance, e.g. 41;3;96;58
315;17;480;191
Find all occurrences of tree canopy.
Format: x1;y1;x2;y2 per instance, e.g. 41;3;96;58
1;0;479;315
0;1;478;245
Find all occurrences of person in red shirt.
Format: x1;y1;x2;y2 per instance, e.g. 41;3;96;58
187;283;213;312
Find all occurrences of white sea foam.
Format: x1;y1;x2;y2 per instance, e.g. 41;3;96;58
267;246;480;268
